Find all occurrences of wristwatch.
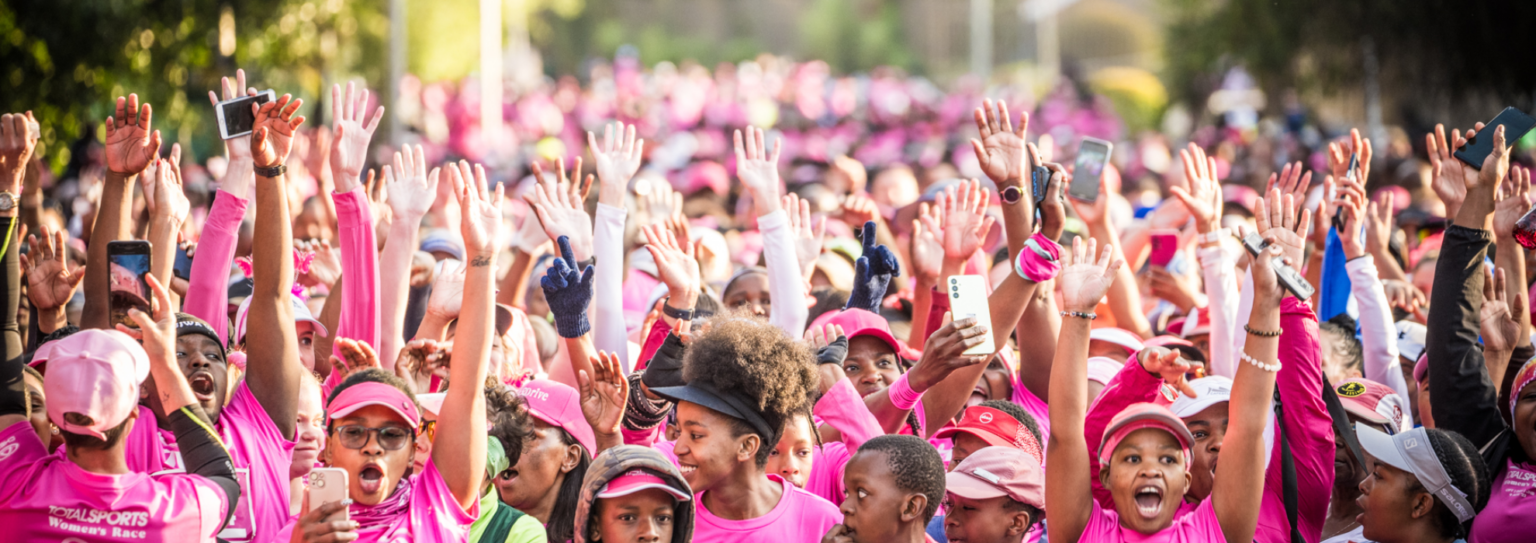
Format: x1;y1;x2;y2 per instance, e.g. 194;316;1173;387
661;297;695;321
0;191;18;212
254;163;287;178
999;185;1024;205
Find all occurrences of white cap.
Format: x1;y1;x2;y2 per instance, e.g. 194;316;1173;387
416;392;447;416
1395;321;1427;362
1357;425;1477;522
1166;376;1233;418
234;293;329;344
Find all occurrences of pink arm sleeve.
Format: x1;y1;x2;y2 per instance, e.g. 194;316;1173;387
183;190;248;342
331;188;380;362
1262;296;1335;542
816;378;884;450
1085;356;1162;509
633;318;673;372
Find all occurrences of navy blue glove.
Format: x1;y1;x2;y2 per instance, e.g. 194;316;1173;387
540;236;595;338
845;221;899;313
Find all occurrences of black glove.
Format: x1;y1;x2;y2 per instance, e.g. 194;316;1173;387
845;221;899;313
817;336;849;366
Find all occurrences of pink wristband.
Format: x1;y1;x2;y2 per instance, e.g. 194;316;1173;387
1014;232;1063;282
888;372;924;410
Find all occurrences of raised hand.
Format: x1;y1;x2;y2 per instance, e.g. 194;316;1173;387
643;223;700;302
783;193;826;278
1495;165;1532;239
143;145;191;224
841;191;880;228
1477;125;1515;195
104;94;162;175
1480;267;1521;353
1245;228;1287;306
1382;280;1427;314
847;221;900;312
1067;176;1110;227
0;111;38;189
1253;185;1312;266
385;144;440;221
1169;143;1222;232
206;69;256;162
297;239;342;288
970;99;1030;183
116;274;177;363
1038;158;1068;240
1427;124;1471;216
394;338;450;393
734;126;783;215
527;158;594;262
911;202;944;283
330;338;382;385
1136;346;1200;398
426;261;466;322
639;179;680;228
587;122;644;207
23;226;85;311
1334;183;1367;259
249;93;306;169
829;155;867;194
1058;236;1122;313
1364;192;1396;259
1147;266;1202;313
447;160;504;262
329;82;385;193
939;179;995;262
1327;128;1372;188
540;236;595;338
578;350;629;440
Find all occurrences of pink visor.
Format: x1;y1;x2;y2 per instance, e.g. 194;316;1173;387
326;382;420;430
597;469;691;502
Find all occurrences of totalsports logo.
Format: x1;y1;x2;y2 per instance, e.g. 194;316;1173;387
48;505;150;527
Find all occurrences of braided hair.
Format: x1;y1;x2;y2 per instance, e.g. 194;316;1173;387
1415;429;1491;540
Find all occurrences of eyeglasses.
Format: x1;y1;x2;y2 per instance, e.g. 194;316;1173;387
331;425;415;451
421;420;437;442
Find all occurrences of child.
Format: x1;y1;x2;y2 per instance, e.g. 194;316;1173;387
824;434;948;543
575;445;695;543
943;446;1045;543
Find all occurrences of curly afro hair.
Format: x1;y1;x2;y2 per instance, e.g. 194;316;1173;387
858;434;947;523
485;384;534;467
682;316;818;467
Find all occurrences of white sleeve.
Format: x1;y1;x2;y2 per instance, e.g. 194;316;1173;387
1346;255;1410;403
1200;244;1240;378
1235;267;1254;355
759;211;809;337
592;203;629;366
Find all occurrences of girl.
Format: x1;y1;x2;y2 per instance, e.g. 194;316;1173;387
575;445;695;543
1353;426;1491;543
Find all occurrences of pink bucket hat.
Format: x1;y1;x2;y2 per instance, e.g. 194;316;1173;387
40;330;150;440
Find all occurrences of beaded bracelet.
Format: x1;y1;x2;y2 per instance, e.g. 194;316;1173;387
1060;311;1097;320
1240;351;1282;372
1244;325;1282;337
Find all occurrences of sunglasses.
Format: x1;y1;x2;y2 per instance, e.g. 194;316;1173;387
421;420;437;442
331;424;415;451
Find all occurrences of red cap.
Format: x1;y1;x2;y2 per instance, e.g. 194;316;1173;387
933;406;1042;464
809;308;921;360
516;379;597;457
326;382;421;430
1335;378;1408;434
1098;403;1194;465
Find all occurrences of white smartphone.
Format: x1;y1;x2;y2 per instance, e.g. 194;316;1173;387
947;275;994;355
214;90;276;140
307;467;349;523
1070;137;1113;202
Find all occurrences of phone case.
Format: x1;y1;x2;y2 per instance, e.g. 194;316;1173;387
308;468;349;523
1454;107;1536;169
1070;137;1113;202
1147;231;1178;267
1030;165;1051;206
947;275;994;356
215;91;276;140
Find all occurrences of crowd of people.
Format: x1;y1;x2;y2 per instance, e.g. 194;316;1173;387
0;55;1533;543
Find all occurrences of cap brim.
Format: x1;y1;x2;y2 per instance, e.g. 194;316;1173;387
597;482;692;502
1167;395;1227;418
932;427;1014;449
329;400;420;429
650;385;743;421
945;471;1009;501
1356;423;1409;472
1342;402;1392;426
299;318;330;338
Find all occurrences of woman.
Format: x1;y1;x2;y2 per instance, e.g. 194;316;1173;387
575;445;695;543
1046;234;1280;542
282;159;502;542
497;378;596;543
1353;426;1491;543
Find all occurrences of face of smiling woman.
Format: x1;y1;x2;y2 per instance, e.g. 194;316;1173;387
670;401;758;492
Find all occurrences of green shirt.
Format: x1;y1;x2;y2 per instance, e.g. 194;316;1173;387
467;490;547;543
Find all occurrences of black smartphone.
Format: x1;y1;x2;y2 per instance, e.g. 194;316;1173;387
1331;153;1359;232
1030;164;1051;208
107;241;153;328
215;90;276;140
1238;232;1315;300
173;245;194;281
1070;137;1112;202
1454;107;1536;170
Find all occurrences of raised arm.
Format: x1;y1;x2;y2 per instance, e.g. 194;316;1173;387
589;123;644;357
1069;177;1152;339
245;93;307;439
0;112;37;357
1170;143;1239;377
1336;186;1411;401
1489;165;1533;387
85;94;160;330
541;235;596;389
736;127;808;336
433;160;500;509
379;145;439;365
329;82;384;359
1045;237;1122;543
1014;164;1068;401
142;147;191;308
184;72;256;338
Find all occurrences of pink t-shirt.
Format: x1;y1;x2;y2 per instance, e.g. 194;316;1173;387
116;382;296;543
693;474;843;543
1471;460;1536;543
274;460;478;542
0;422;228;542
805;379;882;505
1079;496;1226;543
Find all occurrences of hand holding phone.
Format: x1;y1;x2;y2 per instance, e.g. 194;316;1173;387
1455;107;1536;169
947;275;994;355
215;90;276;140
1069;137;1112;202
106;241;153;328
307;468;349;523
1147;230;1179;268
1239;232;1314;300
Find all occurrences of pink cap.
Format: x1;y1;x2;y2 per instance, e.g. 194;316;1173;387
1089;327;1144;355
516;379;597;456
326;381;420;430
598;469;692;502
945;446;1045;509
1098;403;1194;465
1334;378;1409;434
933;406;1043;463
1085;357;1123;386
1413;353;1430;385
41;330;150;440
810;308;922;361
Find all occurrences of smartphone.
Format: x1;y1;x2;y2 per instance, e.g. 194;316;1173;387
215;90;277;140
1238;232;1315;300
173;245;194;281
106;241;152;328
1029;165;1051;208
947;275;994;356
1070;137;1112;202
1332;153;1359;232
1455;107;1536;169
307;468;350;523
1147;230;1179;268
